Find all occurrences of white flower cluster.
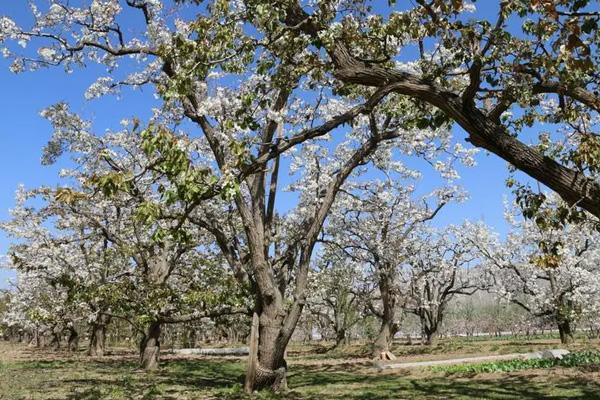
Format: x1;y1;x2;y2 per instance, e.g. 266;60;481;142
84;76;116;100
90;0;122;27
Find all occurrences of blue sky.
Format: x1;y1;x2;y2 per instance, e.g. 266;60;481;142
0;1;523;288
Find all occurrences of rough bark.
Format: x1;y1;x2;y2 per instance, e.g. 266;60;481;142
251;304;289;392
372;270;398;358
244;312;260;394
88;314;112;357
140;321;161;370
419;311;441;346
373;320;397;357
558;320;574;345
88;323;107;356
421;327;437;346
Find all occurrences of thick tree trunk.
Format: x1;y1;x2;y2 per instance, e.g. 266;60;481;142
67;327;79;352
372;271;397;358
88;314;111;357
333;328;348;349
422;330;436;346
255;311;288;390
50;332;61;350
245;304;290;393
140;321;161;370
558;320;574;345
88;323;107;356
421;319;438;346
373;319;397;357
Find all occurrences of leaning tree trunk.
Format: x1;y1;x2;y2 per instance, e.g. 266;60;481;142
140;321;161;370
557;319;574;345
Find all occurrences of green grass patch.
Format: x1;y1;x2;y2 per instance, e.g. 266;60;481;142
435;350;600;375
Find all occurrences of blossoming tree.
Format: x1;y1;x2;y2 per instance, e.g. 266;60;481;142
470;196;600;344
1;0;599;392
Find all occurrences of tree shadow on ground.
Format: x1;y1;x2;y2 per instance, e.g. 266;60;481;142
5;343;600;400
286;365;600;400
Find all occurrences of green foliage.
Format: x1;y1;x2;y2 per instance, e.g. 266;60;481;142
54;187;87;205
135;201;162;225
512;183;588;235
140;125;223;205
89;172;134;197
435;350;600;375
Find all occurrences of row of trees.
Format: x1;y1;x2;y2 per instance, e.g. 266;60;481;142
305;194;600;351
3;173;599;375
0;0;598;393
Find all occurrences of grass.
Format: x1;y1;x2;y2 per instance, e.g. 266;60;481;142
433;350;600;375
1;340;599;399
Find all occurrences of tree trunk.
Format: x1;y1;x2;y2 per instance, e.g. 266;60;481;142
558;320;574;345
67;327;79;352
372;270;397;358
421;318;438;346
245;304;289;393
140;321;161;370
88;315;110;357
50;332;61;350
244;312;260;394
183;327;196;348
373;319;395;357
29;329;40;348
255;312;288;391
336;328;347;348
422;330;435;346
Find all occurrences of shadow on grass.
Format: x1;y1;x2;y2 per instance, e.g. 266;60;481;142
287;369;600;400
6;350;600;400
54;358;246;399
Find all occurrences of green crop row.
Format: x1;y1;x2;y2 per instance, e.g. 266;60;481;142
433;350;600;375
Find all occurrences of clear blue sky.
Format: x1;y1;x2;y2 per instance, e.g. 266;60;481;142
0;1;525;288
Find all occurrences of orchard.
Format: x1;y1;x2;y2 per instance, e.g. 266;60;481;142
0;1;598;398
